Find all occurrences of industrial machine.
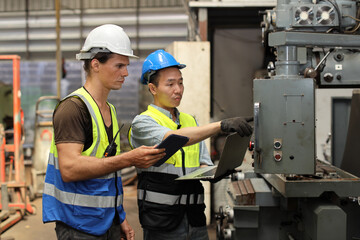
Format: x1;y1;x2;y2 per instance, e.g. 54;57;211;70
31;96;59;196
216;0;360;239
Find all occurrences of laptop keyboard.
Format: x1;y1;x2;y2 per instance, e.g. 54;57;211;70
197;167;217;177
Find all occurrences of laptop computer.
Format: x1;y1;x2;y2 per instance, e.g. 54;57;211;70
176;133;251;181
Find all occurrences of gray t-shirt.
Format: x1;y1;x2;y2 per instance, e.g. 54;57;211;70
130;104;213;166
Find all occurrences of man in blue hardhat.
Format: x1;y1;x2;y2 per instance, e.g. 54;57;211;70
129;49;253;239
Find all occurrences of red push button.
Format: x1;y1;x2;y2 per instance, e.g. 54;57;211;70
274;152;282;161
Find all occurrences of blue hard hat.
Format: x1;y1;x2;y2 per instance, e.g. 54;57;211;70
140;49;186;85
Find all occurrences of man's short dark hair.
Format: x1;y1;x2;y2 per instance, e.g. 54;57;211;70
148;71;160;86
83;52;114;75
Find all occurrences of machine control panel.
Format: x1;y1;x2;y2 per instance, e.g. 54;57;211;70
253;78;315;174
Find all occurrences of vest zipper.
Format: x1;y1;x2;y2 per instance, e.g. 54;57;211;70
115;172;119;214
176;124;186;175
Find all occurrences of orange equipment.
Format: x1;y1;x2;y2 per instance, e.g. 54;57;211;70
0;55;34;233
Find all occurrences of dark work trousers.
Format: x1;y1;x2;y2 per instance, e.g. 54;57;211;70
55;221;122;240
143;215;209;240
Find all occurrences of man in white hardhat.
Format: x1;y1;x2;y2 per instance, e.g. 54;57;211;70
42;24;165;240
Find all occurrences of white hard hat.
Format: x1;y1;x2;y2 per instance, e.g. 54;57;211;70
76;24;138;60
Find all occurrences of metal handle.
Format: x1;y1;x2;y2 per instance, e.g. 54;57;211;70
254;102;261;153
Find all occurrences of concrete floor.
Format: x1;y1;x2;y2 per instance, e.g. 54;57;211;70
1;184;216;240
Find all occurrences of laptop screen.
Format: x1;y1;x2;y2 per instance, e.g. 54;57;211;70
214;133;251;178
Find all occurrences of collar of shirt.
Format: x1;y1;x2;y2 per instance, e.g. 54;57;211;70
150;103;180;125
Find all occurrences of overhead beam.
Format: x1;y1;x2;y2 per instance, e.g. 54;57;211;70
189;0;275;8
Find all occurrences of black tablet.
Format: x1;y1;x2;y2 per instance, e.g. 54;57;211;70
153;134;190;167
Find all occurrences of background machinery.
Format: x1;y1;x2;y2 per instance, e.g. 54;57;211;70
31;96;59;197
216;1;360;239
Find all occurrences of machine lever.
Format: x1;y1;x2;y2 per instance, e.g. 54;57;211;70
254;102;262;166
314;48;334;71
254;102;261;153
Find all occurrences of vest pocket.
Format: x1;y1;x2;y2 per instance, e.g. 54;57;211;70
71;180;109;218
75;178;110;194
139;199;185;231
73;204;106;218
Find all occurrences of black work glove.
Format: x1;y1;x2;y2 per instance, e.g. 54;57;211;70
220;117;253;137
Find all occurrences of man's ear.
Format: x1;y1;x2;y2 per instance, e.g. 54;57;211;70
148;83;157;95
90;59;100;72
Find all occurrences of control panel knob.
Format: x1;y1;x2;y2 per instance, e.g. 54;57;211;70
324;73;333;82
274;141;282;149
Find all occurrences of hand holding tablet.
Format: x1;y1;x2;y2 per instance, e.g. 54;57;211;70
153;134;189;167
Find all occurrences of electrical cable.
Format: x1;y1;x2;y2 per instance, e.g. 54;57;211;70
343;14;360;22
103;123;124;158
325;0;343;33
343;4;360;33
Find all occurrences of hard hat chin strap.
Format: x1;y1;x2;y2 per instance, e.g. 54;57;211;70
144;70;157;84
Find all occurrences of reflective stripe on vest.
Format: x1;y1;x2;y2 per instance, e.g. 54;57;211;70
137;189;204;205
44;182;123;208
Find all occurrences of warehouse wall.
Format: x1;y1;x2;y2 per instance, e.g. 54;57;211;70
0;0;183;11
0;0;188;60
